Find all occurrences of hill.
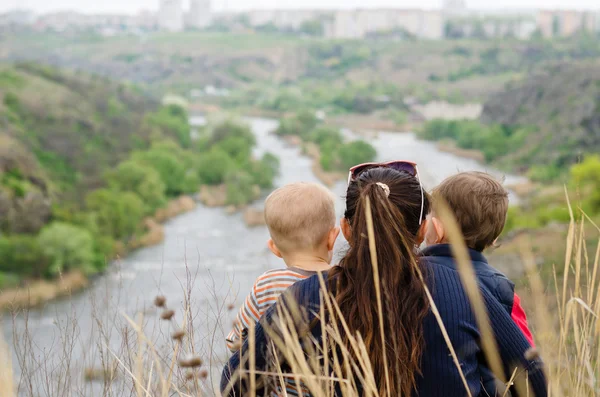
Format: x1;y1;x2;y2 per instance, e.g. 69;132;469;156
0;64;278;292
481;62;600;178
3;32;600;109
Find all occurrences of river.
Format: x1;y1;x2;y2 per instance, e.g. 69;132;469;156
2;117;524;396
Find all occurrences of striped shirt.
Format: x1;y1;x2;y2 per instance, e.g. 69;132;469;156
226;267;317;352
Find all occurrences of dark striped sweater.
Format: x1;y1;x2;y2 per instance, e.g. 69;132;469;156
221;259;547;397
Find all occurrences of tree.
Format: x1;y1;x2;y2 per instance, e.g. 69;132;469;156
225;171;257;206
338;141;377;170
86;189;145;240
197;149;236;185
107;159;166;213
571;155;600;213
217;136;253;164
208;119;255;147
133;149;187;196
249;153;279;189
146;105;192;148
0;234;48;278
38;222;95;276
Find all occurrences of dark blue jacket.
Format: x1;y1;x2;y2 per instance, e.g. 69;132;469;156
421;244;516;314
221;258;547;397
421;244;518;396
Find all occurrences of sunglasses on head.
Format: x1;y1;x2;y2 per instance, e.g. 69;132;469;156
347;160;425;225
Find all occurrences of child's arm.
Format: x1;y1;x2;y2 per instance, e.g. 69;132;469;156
226;279;262;352
511;292;535;347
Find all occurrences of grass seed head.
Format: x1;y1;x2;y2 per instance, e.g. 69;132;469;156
154;296;166;308
178;354;203;368
160;309;175;320
171;329;186;341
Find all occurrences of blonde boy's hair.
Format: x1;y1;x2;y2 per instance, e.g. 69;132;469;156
265;182;336;253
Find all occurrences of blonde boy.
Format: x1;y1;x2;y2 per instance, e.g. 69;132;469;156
226;182;339;351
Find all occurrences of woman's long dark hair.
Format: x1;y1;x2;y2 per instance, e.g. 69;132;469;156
328;167;431;396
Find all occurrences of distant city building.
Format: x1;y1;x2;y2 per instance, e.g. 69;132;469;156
188;0;212;29
443;0;468;15
324;9;443;39
158;0;184;32
2;4;599;39
537;10;599;37
445;10;538;40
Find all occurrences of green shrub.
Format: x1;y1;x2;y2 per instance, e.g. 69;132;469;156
146;104;191;148
0;235;49;278
216;136;253;164
209;119;255;147
338;140;377;170
0;271;21;289
225;171;257;206
107;159;166;213
249;153;279;189
197;149;236;185
308;126;344;149
571;155;600;214
133;149;187;196
86;189;145;240
275;111;318;138
38;222;95;276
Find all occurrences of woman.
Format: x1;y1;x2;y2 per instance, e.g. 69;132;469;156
221;164;547;396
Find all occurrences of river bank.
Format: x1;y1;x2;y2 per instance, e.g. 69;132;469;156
0;195;197;311
4;116;531;395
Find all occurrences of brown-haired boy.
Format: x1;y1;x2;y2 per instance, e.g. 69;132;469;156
422;171;534;394
226;182;339;352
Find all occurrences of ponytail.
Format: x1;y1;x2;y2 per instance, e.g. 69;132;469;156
329;168;430;396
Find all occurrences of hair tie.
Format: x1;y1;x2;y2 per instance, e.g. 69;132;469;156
375;182;390;197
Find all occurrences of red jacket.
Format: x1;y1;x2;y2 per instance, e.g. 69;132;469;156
512;292;535;346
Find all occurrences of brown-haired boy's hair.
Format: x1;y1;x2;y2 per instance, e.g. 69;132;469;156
432;171;509;252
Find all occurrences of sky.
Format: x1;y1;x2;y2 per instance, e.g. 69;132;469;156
1;0;598;15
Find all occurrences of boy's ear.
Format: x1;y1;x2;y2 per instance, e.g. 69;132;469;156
327;227;340;251
431;216;445;243
340;217;352;242
267;239;283;258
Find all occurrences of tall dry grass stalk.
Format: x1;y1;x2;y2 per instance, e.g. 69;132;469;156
5;192;599;396
1;329;15;397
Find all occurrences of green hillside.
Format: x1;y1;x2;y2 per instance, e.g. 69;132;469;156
0;64;278;288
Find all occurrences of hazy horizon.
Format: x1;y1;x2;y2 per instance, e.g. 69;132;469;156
1;0;599;15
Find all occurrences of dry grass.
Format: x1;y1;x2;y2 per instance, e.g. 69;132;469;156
2;192;599;396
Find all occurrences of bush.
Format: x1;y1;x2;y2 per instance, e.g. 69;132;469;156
38;222;95;276
0;235;49;278
249;153;279;189
197;149;236;185
225;171;257;206
275;111;318;138
571;155;600;214
308;126;344;149
338;140;377;170
133;149;187;196
146;105;191;148
86;189;145;240
209;119;255;147
0;271;20;289
217;136;253;164
107;159;166;213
